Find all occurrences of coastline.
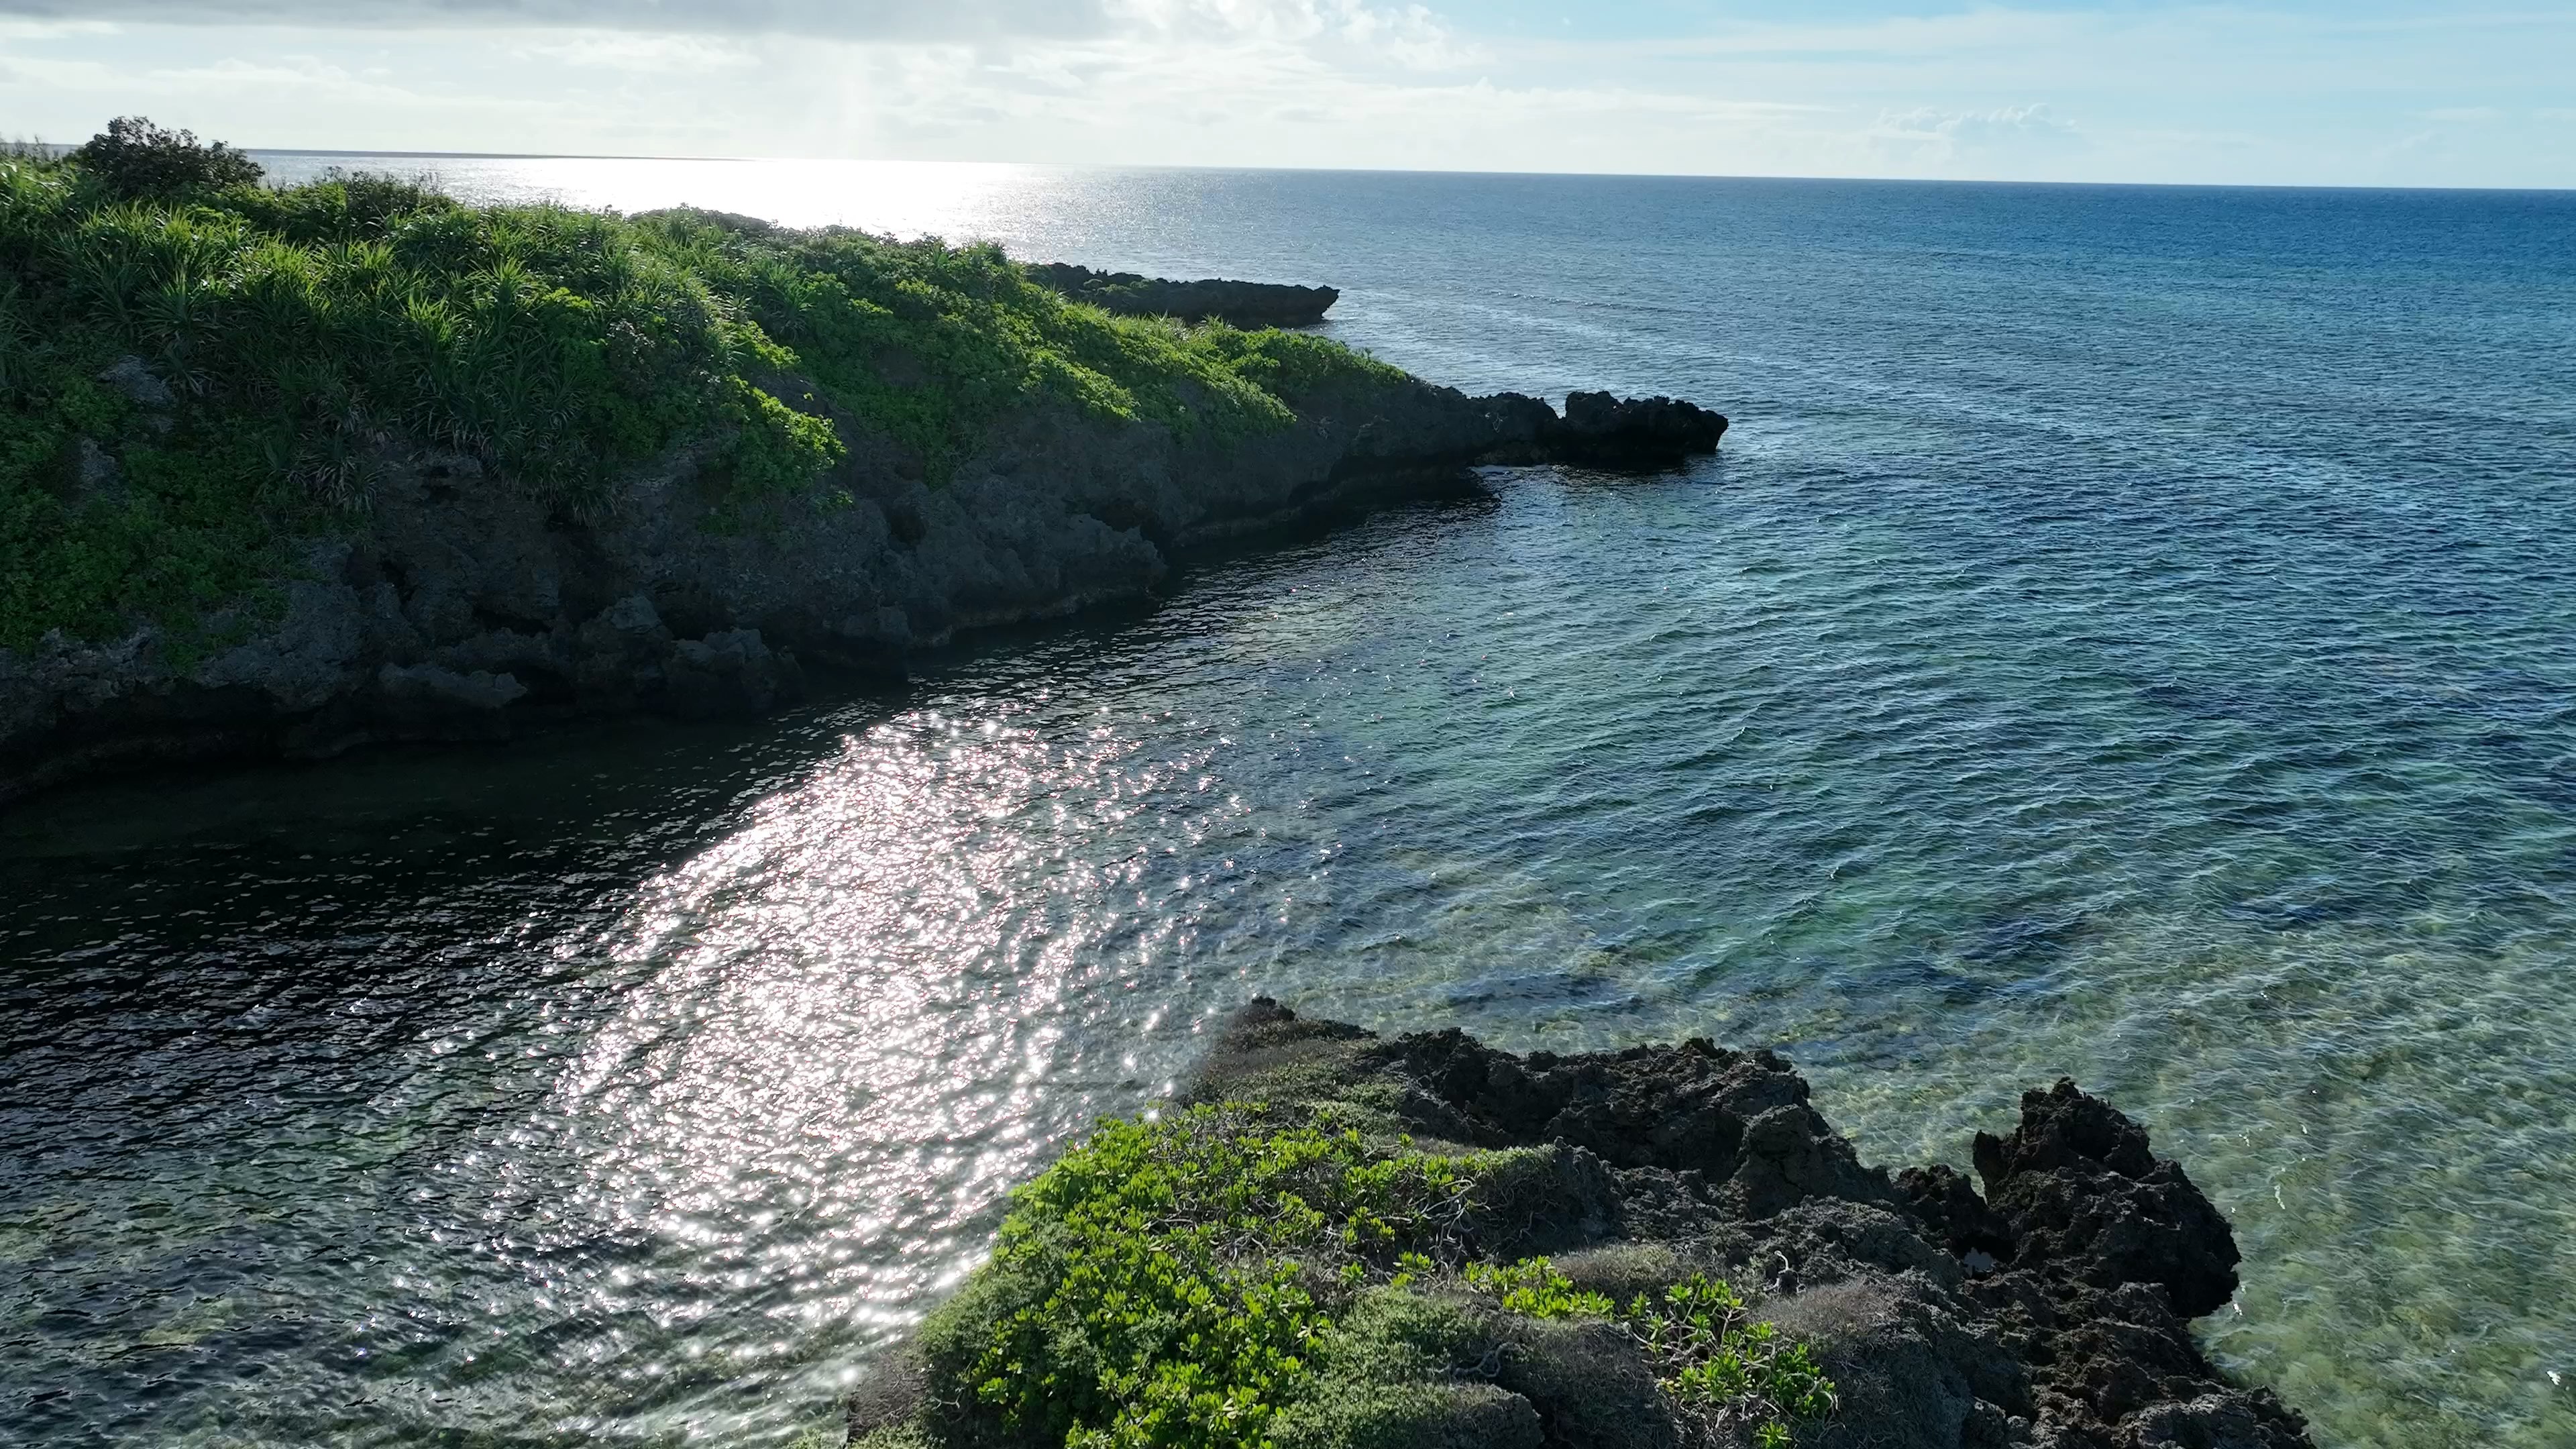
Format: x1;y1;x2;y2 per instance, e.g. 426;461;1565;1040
0;146;1722;806
0;367;1721;806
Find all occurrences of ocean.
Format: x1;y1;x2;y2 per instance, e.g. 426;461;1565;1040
3;158;2573;1448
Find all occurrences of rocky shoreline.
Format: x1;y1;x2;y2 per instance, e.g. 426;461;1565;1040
0;359;1724;806
1026;262;1343;327
853;1002;2314;1449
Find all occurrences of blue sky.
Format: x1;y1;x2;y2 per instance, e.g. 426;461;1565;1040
1;2;2570;186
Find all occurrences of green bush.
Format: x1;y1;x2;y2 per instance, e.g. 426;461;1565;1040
0;121;1411;652
70;117;264;201
914;1106;1482;1449
906;1106;1837;1449
1461;1256;1613;1319
1460;1257;1835;1448
1624;1275;1837;1449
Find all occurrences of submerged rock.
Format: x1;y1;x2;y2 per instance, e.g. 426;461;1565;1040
853;1001;2314;1449
1026;261;1341;327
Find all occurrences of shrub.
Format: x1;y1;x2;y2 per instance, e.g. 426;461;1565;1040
906;1108;1839;1449
914;1107;1483;1449
70;117;264;201
1460;1258;1835;1448
1624;1275;1837;1449
1462;1256;1614;1318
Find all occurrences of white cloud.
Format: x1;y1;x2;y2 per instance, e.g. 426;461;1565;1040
1871;103;2082;162
1;5;2571;186
0;0;1113;42
510;31;762;74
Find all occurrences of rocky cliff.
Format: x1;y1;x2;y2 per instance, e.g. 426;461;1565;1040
1026;262;1342;327
0;368;1723;805
853;1002;2314;1449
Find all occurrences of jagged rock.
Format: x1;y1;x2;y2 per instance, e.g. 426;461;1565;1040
68;436;119;497
1550;392;1731;468
1027;261;1340;327
1898;1163;2019;1268
598;592;662;635
1972;1079;2242;1317
1148;1002;2316;1449
1464;391;1729;472
376;662;528;712
664;627;797;716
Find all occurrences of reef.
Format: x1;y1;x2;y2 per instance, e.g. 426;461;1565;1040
1026;262;1342;327
851;1001;2314;1449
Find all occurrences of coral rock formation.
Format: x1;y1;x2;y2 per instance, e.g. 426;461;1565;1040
861;1002;2315;1449
1026;262;1342;327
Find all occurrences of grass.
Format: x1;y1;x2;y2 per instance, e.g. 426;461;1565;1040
900;1103;1835;1449
0;123;1410;654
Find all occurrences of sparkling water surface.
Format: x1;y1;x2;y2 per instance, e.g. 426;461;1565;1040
5;160;2576;1448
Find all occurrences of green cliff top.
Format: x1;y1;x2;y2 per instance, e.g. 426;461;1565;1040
0;119;1406;653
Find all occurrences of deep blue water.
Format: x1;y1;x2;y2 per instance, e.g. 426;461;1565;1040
5;164;2576;1448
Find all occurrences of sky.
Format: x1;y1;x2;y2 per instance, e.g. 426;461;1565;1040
0;2;2571;187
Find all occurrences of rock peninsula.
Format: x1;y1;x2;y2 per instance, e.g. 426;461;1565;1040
0;133;1725;805
1026;262;1342;327
0;361;1723;804
853;1000;2314;1449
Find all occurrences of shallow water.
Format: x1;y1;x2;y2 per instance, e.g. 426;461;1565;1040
6;164;2576;1448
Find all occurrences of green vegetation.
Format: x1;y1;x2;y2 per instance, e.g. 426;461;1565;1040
0;119;1408;653
1456;1257;1835;1448
914;1106;1481;1449
1462;1255;1615;1318
898;1104;1835;1449
71;117;263;201
1623;1275;1838;1449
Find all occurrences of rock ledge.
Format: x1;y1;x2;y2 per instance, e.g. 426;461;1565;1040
1027;262;1341;327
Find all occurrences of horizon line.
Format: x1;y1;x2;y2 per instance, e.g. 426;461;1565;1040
232;148;2576;197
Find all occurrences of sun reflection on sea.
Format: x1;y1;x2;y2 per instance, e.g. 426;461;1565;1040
513;698;1244;1426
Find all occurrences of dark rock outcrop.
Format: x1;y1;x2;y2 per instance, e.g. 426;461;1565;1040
1169;1001;2314;1449
1969;1080;2243;1320
1027;261;1340;327
1552;392;1732;470
1;360;1726;806
1355;390;1729;478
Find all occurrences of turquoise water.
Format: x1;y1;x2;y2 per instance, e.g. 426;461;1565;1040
5;165;2576;1448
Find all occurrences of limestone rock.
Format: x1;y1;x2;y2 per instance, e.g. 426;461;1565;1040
1157;1002;2318;1449
377;662;528;711
1972;1079;2242;1317
1551;392;1731;469
1;352;1733;802
1026;261;1340;327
